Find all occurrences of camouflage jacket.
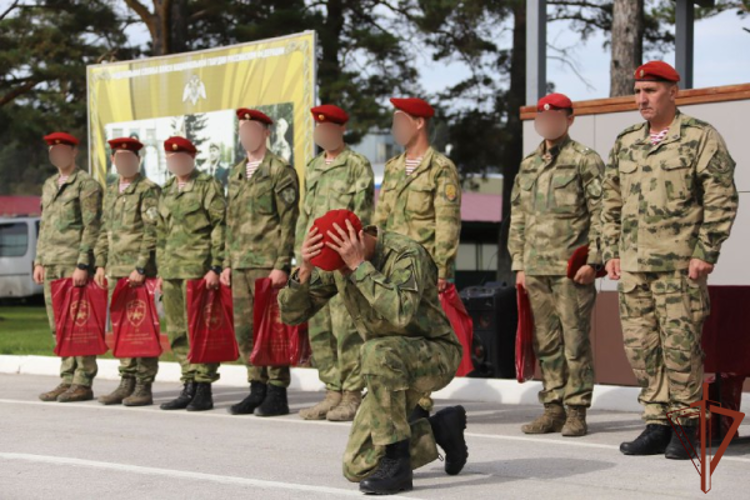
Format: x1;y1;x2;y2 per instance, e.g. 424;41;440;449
373;147;461;280
35;169;102;268
279;226;462;352
601;111;738;272
156;170;226;279
508;136;605;276
295;146;374;261
94;175;161;278
225;150;299;271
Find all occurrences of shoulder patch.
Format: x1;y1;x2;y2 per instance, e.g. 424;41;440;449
280;186;297;204
444;182;458;202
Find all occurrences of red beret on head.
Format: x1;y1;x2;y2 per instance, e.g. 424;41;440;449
311;104;349;125
163;136;196;154
44;132;79;147
567;245;607;280
390;97;435;119
310;209;363;272
635;61;680;83
236;108;273;125
537;93;573;112
108;137;144;153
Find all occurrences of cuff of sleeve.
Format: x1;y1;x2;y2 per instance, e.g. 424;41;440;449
602;247;619;263
274;259;292;272
350;260;375;283
77;253;90;267
135;256;148;269
511;260;524;272
692;243;720;265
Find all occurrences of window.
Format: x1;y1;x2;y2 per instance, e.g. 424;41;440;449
0;222;29;257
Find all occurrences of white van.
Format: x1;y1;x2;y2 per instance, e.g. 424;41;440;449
0;216;43;299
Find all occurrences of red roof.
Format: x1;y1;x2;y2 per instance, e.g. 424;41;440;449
0;196;41;217
373;189;501;223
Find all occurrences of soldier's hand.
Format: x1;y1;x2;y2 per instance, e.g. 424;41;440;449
573;265;596;285
515;271;526;290
689;258;714;280
299;227;324;282
128;269;145;287
269;269;289;289
605;259;621;280
438;278;448;292
204;270;220;290
220;268;232;287
94;267;107;288
72;267;88;287
155;277;163;293
326;220;365;272
33;265;45;285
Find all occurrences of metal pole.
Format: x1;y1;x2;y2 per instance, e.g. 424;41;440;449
675;0;694;89
526;0;547;104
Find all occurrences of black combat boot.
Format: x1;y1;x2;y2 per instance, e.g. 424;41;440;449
665;423;698;460
359;440;413;495
429;405;469;475
229;381;267;415
620;424;672;455
254;384;289;417
408;405;430;423
160;382;196;411
186;382;214;411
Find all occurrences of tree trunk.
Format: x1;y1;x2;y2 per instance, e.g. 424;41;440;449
318;0;344;104
610;0;644;97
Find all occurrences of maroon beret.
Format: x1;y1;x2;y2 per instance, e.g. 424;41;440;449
390;97;435;118
537;93;573;112
236;108;273;125
567;245;607;280
44;132;79;147
164;136;196;154
311;104;349;125
310;210;363;272
108;137;144;153
635;61;680;83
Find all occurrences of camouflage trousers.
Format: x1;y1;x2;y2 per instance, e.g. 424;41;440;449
42;264;98;387
525;275;596;407
343;336;461;482
107;277;159;384
618;270;709;425
232;268;290;388
162;279;219;383
308;294;364;392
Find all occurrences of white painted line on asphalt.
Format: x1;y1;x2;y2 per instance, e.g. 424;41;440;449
0;452;414;499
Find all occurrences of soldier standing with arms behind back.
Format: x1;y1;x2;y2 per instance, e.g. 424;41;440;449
221;108;299;418
601;61;738;460
94;137;161;406
373;97;462;420
508;93;604;437
157;136;226;412
295;104;374;422
34;132;103;403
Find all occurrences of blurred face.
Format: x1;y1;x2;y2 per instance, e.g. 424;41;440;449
634;81;677;124
239;120;269;153
391;112;424;147
166;151;195;177
313;122;345;152
112;150;140;178
534;109;573;141
209;146;220;163
48;144;77;169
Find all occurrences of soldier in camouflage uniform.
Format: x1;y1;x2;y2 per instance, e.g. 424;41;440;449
295;105;374;422
94;137;161;407
220;108;299;418
508;93;604;437
279;210;468;495
374;97;462;419
601;62;738;460
34;132;103;403
156;136;226;412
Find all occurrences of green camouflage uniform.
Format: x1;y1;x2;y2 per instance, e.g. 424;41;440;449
94;175;161;384
295;147;374;393
225;151;299;387
35;169;103;387
278;228;462;482
374;146;461;411
601;111;738;425
508;136;604;408
156;170;226;383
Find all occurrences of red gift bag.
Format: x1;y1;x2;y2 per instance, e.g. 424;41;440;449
110;278;163;358
51;278;109;357
186;280;239;363
515;284;536;383
439;283;475;377
250;277;311;367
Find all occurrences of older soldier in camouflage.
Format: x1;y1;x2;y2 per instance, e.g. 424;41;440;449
374;97;461;419
279;210;468;495
295;105;374;422
220;108;299;418
508;93;604;437
34;132;103;403
94;137;161;407
601;61;738;460
156;136;226;412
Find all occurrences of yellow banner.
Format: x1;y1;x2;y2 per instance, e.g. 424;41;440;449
87;31;316;188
